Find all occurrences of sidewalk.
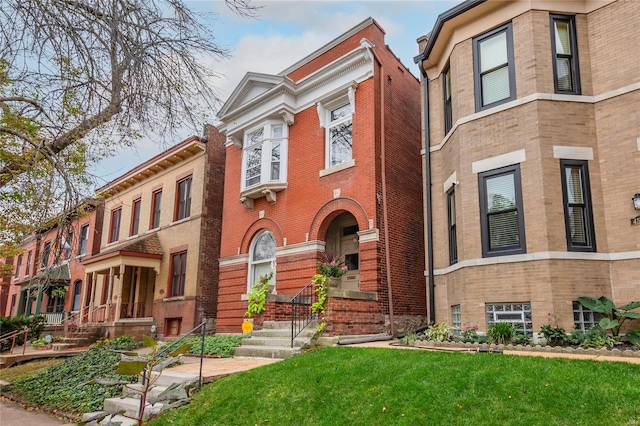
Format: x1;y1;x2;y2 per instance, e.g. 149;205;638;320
0;398;74;426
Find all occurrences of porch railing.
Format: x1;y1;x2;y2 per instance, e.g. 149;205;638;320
290;279;318;348
0;328;29;355
43;312;64;326
119;302;147;319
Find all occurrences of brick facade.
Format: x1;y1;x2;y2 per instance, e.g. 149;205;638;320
417;0;639;335
216;19;425;335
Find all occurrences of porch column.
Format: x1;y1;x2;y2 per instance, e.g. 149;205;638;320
89;272;97;322
24;288;32;315
133;266;141;318
114;264;125;322
34;285;44;314
17;290;25;316
80;272;89;324
106;267;115;321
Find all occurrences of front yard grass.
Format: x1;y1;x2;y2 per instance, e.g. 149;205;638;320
0;358;64;383
151;347;640;425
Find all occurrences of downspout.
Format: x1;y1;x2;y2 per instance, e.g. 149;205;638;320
369;47;395;336
419;63;436;325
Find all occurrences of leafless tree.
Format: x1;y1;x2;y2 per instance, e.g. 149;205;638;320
0;0;256;247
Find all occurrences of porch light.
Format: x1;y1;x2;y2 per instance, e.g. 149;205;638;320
633;193;640;210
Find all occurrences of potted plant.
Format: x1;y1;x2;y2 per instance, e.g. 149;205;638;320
317;251;348;287
51;287;67;299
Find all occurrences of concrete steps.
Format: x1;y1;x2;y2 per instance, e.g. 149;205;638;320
84;368;200;424
234;320;318;359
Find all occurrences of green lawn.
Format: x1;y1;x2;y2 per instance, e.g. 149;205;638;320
150;347;640;426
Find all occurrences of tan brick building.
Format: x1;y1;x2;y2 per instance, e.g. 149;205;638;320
216;19;426;335
415;0;639;337
82;128;225;338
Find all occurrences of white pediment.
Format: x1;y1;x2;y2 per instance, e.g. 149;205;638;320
219;73;284;117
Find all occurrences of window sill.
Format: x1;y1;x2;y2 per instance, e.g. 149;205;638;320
319;159;355;177
163;296;185;302
240;182;288;210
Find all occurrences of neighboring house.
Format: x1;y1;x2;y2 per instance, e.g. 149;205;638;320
2;199;104;326
81;128;225;338
415;0;640;336
216;18;425;335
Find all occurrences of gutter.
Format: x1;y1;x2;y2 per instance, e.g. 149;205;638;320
419;64;436;325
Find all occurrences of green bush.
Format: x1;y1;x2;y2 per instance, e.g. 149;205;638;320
0;315;46;351
165;335;246;358
487;323;515;345
9;335;142;414
580;325;616;349
539;324;567;346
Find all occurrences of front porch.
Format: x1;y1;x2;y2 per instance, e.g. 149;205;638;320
82;236;162;338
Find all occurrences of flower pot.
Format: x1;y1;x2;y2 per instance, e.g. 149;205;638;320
327;277;341;288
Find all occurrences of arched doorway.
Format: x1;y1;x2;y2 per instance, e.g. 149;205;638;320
324;212;359;290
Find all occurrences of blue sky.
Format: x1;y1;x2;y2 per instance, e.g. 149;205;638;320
92;0;459;185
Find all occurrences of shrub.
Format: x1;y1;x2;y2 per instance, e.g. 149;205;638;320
245;273;272;317
567;330;585;346
168;335;246;358
425;322;451;342
0;315;46;351
580;326;616;349
10;335;142;414
577;296;640;338
539;324;567;346
457;323;479;343
513;334;531;346
487;323;515;345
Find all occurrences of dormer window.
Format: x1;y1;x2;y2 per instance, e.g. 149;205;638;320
239;121;289;209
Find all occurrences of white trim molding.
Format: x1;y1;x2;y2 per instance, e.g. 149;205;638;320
443;171;458;193
277;240;326;257
553;146;594;160
429;83;640;154
472;149;526;174
426;251;640;276
358;228;379;243
219;254;249;267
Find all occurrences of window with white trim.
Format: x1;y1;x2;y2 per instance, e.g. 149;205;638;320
486;303;533;336
573;301;602;332
241;122;288;191
248;230;276;292
326;102;353;168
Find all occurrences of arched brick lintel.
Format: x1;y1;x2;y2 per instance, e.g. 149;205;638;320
309;197;370;241
240;218;285;254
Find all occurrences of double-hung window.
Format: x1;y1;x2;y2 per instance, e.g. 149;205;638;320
560;160;595;251
14;254;22;279
242;122;288;191
78;224;89;256
25;251;32;276
130;198;141;236
478;165;526;257
447;188;458;265
41;241;51;268
473;23;516;111
175;177;192;221
170;251;187;297
443;64;453;134
550;15;580;94
327;103;353;168
109;208;122;243
151;190;162;229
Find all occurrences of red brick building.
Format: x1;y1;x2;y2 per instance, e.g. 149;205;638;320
2;200;104;324
216;18;426;335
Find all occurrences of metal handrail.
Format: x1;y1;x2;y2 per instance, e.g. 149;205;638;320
147;321;207;390
290;280;318;348
0;328;29;355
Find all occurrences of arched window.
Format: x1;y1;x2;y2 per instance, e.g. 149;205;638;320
248;230;276;292
71;280;82;311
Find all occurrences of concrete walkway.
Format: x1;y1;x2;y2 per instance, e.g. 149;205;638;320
167;354;281;382
0;398;74;426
